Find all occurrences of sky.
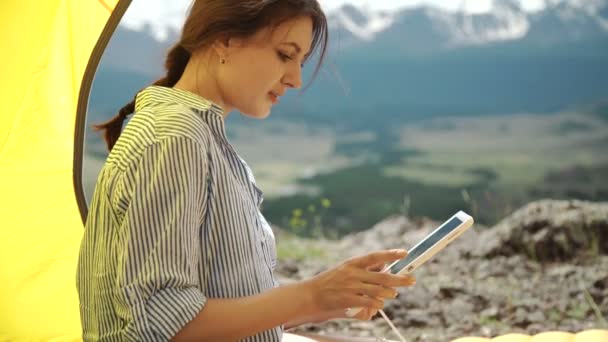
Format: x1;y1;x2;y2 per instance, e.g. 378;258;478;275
121;0;548;41
321;0;546;13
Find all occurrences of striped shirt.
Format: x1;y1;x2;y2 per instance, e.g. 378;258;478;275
77;86;282;341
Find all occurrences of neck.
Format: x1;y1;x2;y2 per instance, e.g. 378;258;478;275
173;55;232;117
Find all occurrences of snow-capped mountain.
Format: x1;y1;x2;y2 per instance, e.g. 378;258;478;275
328;4;395;41
119;0;608;52
328;0;608;53
95;0;608;122
527;0;608;42
450;0;530;45
120;0;189;41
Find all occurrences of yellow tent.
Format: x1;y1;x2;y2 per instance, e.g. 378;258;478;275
0;0;128;339
0;1;606;341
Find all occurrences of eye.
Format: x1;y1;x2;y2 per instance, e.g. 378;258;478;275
277;51;292;62
277;50;305;68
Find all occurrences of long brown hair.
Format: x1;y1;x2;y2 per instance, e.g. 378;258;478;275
95;0;329;151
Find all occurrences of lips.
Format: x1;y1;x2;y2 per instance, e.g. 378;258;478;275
269;91;281;104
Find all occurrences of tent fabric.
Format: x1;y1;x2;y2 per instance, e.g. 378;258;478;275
0;1;606;341
451;330;608;342
0;0;123;339
284;330;608;342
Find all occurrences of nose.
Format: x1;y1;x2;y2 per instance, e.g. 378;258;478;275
281;64;303;89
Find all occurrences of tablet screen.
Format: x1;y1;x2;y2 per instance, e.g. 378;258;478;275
389;216;463;274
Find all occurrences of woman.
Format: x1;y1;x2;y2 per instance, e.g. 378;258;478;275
76;1;415;341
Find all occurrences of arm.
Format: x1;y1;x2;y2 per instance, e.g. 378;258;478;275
174;255;412;341
113;136;413;341
283;262;390;330
114;136;211;341
172;282;316;341
115;136;318;341
285;333;397;342
283;307;378;330
283;309;349;330
171;251;413;341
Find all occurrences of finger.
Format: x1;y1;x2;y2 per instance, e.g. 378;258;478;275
366;261;386;272
348;249;408;268
357;270;417;287
362;299;381;320
351;307;368;320
346;294;384;310
349;283;397;299
354;307;376;321
340;307;375;321
364;307;379;320
354;266;416;286
313;309;344;323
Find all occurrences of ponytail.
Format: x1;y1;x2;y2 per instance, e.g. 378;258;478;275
94;44;191;151
95;0;329;152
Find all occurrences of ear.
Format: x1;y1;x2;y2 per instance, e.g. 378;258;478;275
211;37;230;60
212;36;246;60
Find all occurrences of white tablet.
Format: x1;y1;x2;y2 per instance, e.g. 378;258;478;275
383;210;473;275
345;210;474;317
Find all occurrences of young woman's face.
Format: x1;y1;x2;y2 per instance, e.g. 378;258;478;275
216;16;313;119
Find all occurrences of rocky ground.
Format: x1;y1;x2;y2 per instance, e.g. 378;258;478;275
273;199;608;341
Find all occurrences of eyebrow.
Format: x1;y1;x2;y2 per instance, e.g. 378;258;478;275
281;42;311;57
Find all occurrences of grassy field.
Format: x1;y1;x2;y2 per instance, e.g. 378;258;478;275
392;112;608;188
81;110;608;236
259;111;608;235
82;121;367;199
229;122;372;197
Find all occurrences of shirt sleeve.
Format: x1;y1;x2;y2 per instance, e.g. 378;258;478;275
115;136;209;341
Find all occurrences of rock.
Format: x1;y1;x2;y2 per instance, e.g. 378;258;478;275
470;294;491;311
474;199;608;262
438;285;468;299
527;323;548;334
527;311;546;323
547;264;577;278
592;276;608;291
401;308;439;327
392;286;431;309
512;307;532;328
337;215;419;259
279;200;608;339
480;306;499;318
476;259;508;278
442;297;476;325
276;259;299;277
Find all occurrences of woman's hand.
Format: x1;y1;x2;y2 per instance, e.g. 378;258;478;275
299;249;416;319
348;260;404;321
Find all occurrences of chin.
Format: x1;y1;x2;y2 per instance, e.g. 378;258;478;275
242;107;271;119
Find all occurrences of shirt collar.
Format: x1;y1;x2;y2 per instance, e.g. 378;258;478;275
135;85;227;139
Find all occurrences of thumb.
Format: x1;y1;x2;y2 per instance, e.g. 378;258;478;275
349;249;408;268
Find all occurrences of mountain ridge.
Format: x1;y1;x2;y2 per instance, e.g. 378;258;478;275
88;0;608;125
328;0;608;54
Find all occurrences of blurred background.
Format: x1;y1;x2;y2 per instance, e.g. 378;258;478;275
83;0;608;238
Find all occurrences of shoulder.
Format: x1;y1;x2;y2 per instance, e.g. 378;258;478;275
152;102;214;148
107;104;215;169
